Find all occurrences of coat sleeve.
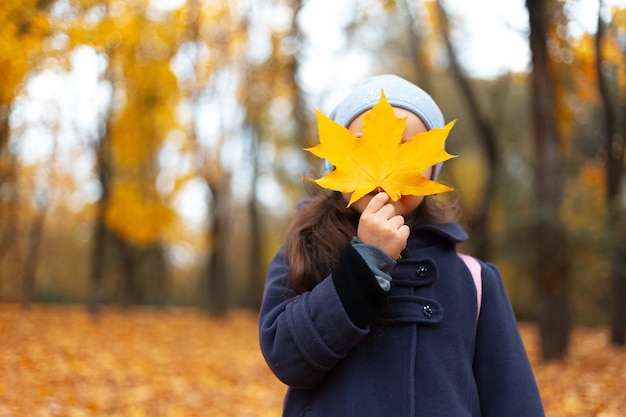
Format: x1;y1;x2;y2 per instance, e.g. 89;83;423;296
258;245;387;389
473;262;545;417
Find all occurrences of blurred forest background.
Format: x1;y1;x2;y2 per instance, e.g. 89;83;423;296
1;0;625;361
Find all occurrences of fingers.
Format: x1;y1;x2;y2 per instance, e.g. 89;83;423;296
398;224;410;241
361;192;390;216
357;192;410;260
387;214;405;229
362;193;400;222
361;192;403;227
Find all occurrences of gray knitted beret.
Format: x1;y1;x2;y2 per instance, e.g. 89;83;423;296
329;74;446;180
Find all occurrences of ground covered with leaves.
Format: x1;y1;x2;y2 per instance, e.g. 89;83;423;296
1;304;625;416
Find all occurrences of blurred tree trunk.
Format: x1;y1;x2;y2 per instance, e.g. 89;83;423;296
20;203;48;308
0;110;20;291
116;238;167;306
435;0;499;261
595;4;626;346
286;0;313;153
120;248;142;305
20;104;62;308
0;102;9;158
118;238;137;307
246;127;264;310
88;184;109;316
88;47;115;317
526;0;571;360
184;0;233;315
102;230;167;307
399;0;432;92
608;133;626;349
206;176;231;315
85;0;173;311
241;0;308;310
20;133;56;308
0;60;21;298
88;141;111;314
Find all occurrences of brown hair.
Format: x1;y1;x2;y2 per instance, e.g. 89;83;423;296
284;190;460;294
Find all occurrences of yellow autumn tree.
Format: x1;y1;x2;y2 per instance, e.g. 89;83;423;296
0;1;49;205
607;7;626;97
0;1;51;295
0;1;49;107
31;0;198;308
544;3;626;150
63;0;186;248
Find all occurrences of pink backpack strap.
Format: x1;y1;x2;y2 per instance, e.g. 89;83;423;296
457;253;482;319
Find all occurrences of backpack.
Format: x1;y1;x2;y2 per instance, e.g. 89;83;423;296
457;253;482;319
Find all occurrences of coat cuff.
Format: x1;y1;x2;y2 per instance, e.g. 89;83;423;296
332;244;390;329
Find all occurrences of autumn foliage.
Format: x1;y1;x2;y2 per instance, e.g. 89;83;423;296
1;304;285;416
2;304;625;416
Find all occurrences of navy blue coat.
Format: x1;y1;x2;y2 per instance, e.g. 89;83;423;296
259;222;545;417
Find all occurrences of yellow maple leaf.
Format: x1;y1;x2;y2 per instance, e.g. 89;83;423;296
306;90;457;207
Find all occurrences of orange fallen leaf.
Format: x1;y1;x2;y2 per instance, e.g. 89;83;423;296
306;90;456;206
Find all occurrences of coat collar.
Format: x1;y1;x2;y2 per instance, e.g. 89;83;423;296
411;222;468;245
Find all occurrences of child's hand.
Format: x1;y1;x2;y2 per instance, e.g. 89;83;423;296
357;192;409;260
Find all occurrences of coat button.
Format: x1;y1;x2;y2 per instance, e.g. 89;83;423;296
416;265;428;278
423;305;433;318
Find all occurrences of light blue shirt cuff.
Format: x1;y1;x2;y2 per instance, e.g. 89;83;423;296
350;237;396;291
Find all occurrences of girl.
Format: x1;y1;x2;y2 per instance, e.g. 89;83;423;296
259;74;545;417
